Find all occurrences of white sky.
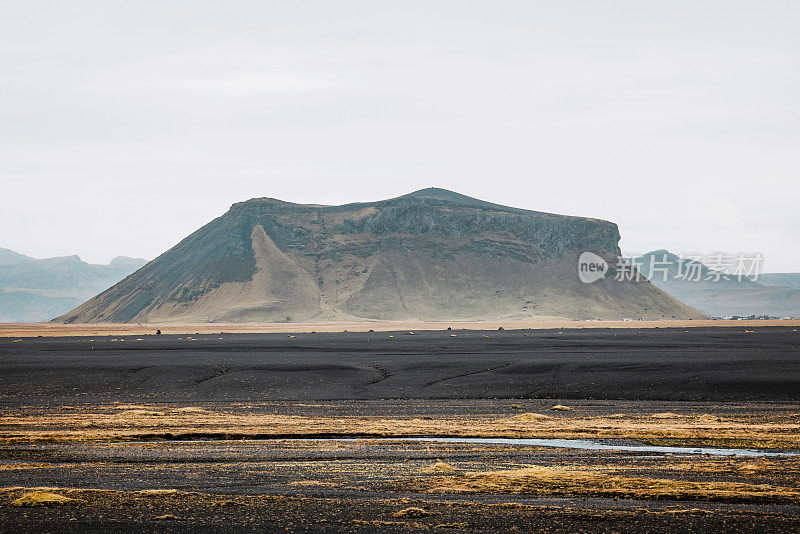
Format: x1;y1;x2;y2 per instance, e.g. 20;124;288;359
2;1;798;271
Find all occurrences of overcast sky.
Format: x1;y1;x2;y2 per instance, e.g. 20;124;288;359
2;1;798;271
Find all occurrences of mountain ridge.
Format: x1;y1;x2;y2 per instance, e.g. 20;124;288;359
0;249;147;322
633;250;800;317
57;189;704;323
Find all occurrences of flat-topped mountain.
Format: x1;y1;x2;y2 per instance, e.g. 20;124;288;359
57;188;703;323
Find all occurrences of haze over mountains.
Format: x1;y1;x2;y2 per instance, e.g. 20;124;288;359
758;274;800;291
0;249;146;322
58;188;702;323
634;250;800;318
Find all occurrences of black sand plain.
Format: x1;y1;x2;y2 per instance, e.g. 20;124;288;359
1;326;799;532
2;326;799;403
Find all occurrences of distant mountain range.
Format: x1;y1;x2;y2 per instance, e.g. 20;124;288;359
0;248;146;322
633;250;800;318
758;273;800;291
58;188;702;323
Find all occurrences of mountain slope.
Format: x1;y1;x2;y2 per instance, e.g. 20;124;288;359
0;249;147;322
58;189;704;323
0;248;33;265
758;273;800;291
634;250;800;318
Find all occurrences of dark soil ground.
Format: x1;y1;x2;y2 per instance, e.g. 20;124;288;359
1;327;798;532
2;326;799;402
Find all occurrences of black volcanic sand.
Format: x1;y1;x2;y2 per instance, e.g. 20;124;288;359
1;326;799;402
1;327;799;532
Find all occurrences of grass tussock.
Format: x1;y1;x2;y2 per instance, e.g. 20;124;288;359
508;412;550;422
11;491;80;507
422;461;456;473
422;465;800;503
652;412;681;419
393;507;430;518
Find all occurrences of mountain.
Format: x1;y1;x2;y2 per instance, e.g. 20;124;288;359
758;273;800;291
0;249;147;322
57;188;704;323
633;250;800;318
0;248;32;265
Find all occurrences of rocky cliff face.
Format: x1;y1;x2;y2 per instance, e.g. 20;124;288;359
57;188;703;323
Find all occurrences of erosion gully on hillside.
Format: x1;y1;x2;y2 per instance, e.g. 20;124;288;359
1;327;799;532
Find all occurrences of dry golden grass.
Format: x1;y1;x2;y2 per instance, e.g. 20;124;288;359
2;403;799;448
422;461;456;474
507;412;550;422
0;463;54;471
115;410;165;418
418;465;800;503
638;458;799;480
10;491;80;507
393;507;430;518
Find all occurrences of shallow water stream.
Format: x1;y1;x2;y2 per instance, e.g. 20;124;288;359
299;436;796;457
